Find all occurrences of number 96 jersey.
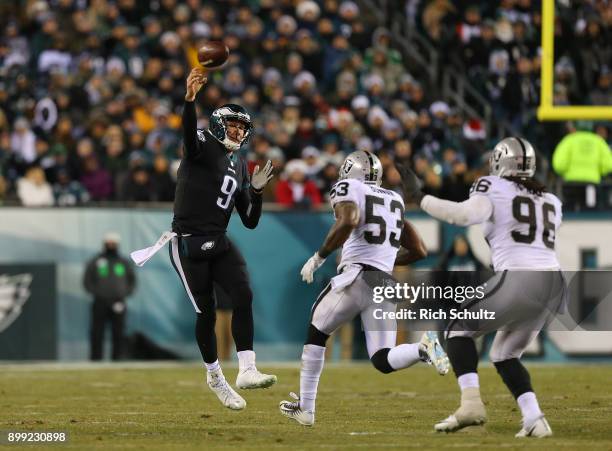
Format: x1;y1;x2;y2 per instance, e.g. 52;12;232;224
330;179;405;273
470;176;562;270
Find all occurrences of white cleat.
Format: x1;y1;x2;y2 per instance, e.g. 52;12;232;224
515;416;553;438
279;392;315;426
207;369;246;410
235;367;277;389
434;401;487;432
419;331;450;375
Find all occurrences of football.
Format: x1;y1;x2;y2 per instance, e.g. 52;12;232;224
197;41;229;68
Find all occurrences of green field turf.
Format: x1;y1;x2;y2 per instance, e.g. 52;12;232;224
1;363;611;450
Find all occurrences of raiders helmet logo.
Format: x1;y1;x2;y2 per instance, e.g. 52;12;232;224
340;159;354;176
0;274;33;333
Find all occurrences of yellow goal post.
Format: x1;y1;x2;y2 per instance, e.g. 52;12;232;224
537;0;612;121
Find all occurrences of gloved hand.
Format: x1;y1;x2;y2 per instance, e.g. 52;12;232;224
395;163;425;205
251;160;274;192
300;252;326;284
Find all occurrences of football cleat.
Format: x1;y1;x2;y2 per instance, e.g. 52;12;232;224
515;416;553;438
235;368;277;389
419;331;450;375
434;399;487;432
207;369;246;410
279;392;315;426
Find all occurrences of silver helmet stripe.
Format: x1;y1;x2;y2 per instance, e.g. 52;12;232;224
515;137;527;172
364;150;375;182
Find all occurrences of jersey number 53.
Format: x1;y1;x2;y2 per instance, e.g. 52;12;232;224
364;195;404;248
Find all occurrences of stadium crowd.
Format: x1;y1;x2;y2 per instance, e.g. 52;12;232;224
0;0;610;208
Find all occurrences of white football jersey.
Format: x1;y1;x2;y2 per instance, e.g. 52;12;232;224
470;176;562;270
329;178;405;272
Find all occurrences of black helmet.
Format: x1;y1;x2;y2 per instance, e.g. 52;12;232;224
209;104;253;151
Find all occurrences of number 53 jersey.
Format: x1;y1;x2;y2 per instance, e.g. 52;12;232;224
470;176;562;271
330;178;405;273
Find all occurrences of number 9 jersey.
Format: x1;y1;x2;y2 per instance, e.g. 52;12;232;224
172;101;262;235
330;178;405;273
470;176;562;271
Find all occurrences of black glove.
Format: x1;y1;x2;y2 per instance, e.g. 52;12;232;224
395;163;425;205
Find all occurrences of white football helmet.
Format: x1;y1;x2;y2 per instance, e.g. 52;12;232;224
489;137;536;178
338;150;383;186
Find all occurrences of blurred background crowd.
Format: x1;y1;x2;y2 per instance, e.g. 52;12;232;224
0;0;610;210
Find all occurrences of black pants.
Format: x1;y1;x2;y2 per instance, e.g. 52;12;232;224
169;235;253;362
90;298;125;361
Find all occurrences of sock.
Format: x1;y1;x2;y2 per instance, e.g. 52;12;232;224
237;350;256;372
460;387;483;405
387;343;421;370
300;344;325;412
457;372;480;390
458;373;482;406
447;337;479;377
517;391;543;423
205;360;221;373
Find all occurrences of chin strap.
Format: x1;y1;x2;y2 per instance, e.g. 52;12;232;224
222;137;241;151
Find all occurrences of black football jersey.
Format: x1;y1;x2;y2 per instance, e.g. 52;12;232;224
172;101;262;235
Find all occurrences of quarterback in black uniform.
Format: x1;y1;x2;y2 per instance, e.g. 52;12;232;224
169;67;276;410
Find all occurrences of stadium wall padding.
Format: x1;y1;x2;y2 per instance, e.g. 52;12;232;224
0;208;611;361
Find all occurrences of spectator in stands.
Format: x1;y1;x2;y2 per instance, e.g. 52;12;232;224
0;172;6;201
150;155;175;202
590;71;611;106
1;0;607;207
381;164;403;194
552;122;612;210
17;166;54;207
53;168;90;206
302;146;323;178
121;165;155;202
316;162;339;202
80;155;113;201
275;159;322;208
10;118;36;164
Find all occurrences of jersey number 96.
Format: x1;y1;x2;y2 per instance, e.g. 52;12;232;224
511;196;556;249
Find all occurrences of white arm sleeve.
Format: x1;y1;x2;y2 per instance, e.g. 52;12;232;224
420;194;493;226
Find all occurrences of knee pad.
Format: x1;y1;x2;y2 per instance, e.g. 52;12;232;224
494;358;533;399
305;324;329;347
370;348;394;374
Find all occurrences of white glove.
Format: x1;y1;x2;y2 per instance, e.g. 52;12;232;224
251;160;274;191
300;252;326;284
